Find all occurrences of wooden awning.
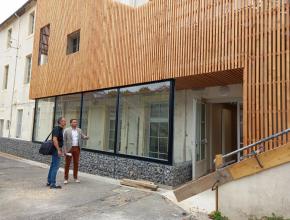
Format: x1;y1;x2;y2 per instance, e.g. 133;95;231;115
175;68;243;90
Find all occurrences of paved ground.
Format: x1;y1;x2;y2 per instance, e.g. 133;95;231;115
0;154;191;220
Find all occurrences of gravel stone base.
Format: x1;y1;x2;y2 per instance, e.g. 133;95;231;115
0;138;192;186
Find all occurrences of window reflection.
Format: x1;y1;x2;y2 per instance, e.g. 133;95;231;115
54;94;82;126
33;98;55;142
81;90;118;151
117;82;170;160
33;81;172;162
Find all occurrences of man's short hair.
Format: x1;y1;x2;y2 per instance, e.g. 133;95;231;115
57;117;65;125
70;119;78;123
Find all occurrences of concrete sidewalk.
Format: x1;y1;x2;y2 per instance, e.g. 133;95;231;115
0;153;191;220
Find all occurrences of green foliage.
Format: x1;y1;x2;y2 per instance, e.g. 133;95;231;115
249;213;290;220
209;211;229;220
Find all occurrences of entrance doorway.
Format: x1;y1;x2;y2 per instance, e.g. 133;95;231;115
194;101;243;179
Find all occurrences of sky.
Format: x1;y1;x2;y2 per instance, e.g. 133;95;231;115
0;0;28;24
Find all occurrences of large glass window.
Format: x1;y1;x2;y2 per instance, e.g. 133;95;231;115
117;81;170;160
32;80;173;163
54;94;81;127
81;90;118;151
33;98;55;142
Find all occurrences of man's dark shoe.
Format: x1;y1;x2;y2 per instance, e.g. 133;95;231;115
46;183;51;187
50;185;62;189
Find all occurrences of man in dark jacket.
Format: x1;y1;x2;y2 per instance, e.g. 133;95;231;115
47;117;66;189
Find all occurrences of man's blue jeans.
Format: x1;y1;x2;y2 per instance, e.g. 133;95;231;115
47;151;60;186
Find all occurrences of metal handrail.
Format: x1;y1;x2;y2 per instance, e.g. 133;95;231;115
222;128;290;159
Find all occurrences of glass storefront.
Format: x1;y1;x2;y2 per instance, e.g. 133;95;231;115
33;97;55;142
32;80;173;163
117;82;170;160
54;94;82;126
81;90;118;151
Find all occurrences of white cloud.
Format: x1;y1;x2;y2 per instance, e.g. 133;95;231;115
0;0;28;24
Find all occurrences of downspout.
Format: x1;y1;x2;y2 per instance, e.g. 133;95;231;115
183;90;188;161
8;13;21;138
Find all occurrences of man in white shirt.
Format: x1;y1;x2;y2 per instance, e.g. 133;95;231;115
63;119;89;184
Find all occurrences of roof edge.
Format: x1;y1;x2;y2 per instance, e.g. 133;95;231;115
0;0;37;31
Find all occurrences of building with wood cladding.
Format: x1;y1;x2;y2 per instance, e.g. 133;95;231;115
25;0;290;185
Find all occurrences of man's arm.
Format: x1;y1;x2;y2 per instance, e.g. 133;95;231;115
53;136;62;156
80;129;89;140
63;129;67;154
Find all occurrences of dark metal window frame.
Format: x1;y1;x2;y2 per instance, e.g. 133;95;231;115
38;24;50;65
32;79;175;165
67;30;80;55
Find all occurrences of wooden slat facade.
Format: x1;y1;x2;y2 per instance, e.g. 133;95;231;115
30;0;290;147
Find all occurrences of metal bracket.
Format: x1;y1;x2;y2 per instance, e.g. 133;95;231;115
212;180;220;191
253;151;264;169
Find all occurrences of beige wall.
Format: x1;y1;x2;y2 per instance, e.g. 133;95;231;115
219;162;290;220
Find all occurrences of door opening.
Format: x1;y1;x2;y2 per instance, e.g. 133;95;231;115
194;101;242;179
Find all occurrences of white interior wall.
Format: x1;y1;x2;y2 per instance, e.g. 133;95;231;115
86;106;106;149
119;95;148;157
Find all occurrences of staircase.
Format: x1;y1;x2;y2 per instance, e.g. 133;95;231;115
174;128;290;202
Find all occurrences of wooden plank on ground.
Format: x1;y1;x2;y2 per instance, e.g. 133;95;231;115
120;179;158;191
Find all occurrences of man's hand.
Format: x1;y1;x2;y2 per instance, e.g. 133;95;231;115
82;134;89;140
58;149;63;157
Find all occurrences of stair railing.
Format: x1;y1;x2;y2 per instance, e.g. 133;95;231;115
215;128;290;169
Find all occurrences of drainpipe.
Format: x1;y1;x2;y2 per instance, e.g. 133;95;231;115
8;13;21;138
183;90;188;161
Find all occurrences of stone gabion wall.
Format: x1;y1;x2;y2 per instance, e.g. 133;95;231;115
0;138;192;186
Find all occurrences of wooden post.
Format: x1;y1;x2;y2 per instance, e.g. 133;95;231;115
215;184;219;212
215;154;223;170
214;154;223;212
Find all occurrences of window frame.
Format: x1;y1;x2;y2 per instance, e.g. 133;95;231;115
2;65;9;90
38;24;50;65
32;79;175;165
28;11;35;35
7;28;12;48
148;102;169;160
67;30;80;55
24;54;32;84
16;109;24;139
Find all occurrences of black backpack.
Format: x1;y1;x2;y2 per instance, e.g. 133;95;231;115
39;131;54;155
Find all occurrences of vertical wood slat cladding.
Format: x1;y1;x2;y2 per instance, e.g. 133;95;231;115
30;0;290;147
